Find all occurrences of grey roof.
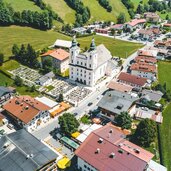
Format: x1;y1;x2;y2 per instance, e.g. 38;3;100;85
141;89;163;102
53;39;72;48
0;129;58;171
83;44;112;67
37;72;54;84
98;90;138;115
0;86;12;97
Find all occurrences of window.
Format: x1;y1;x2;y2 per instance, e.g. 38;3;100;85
84;165;87;168
81;62;83;65
85;63;87;67
77;61;79;64
89;72;91;75
71;72;73;74
77;69;78;71
81;70;82;72
72;60;73;63
89;64;91;68
71;76;73;78
90;55;92;59
89;77;91;80
84;70;86;73
81;74;82;76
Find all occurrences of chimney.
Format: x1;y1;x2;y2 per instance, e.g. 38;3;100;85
109;152;115;158
95;148;100;154
98;138;103;143
109;129;113;133
25;106;29;110
134;148;140;154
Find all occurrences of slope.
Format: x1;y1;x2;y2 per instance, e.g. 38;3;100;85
83;0;130;23
4;0;41;12
43;0;76;24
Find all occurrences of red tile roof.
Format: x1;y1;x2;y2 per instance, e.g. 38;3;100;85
163;23;171;27
138;50;154;57
3;96;50;124
118;72;147;87
135;56;157;64
107;80;133;92
130;63;157;73
127;19;146;27
144;12;159;19
75;124;154;171
41;49;69;61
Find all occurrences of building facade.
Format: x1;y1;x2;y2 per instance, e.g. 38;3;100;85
69;37;112;87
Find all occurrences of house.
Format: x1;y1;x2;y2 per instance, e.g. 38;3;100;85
138;28;160;40
0;86;14;104
0;129;59;171
35;71;54;86
0;113;5;126
130;63;157;81
95;28;109;34
134;56;157;64
3;95;50;132
72;27;87;35
125;19;146;31
75;124;167;171
141;89;163;102
138;49;156;57
107;80;133;93
53;39;72;49
117;72;147;88
110;24;124;30
97;90;138;120
144;12;160;23
69;37;112;87
163;23;171;28
130;106;163;124
41;48;69;73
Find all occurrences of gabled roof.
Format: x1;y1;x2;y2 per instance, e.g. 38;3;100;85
135;56;157;64
3;96;50;124
130;63;157;73
127;19;146;27
41;49;69;61
118;72;147;87
75;124;154;171
97;90;138;115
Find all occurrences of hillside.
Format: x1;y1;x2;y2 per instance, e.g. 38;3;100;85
4;0;41;12
83;0;130;23
43;0;76;24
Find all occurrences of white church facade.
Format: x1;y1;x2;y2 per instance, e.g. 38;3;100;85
69;37;112;87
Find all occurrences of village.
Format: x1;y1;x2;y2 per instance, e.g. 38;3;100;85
0;10;171;171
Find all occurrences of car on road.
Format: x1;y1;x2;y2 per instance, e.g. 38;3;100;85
0;129;5;135
7;123;14;130
88;102;93;106
73;112;78;116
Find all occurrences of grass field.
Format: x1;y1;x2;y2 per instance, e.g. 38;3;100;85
83;0;130;23
158;61;171;170
157;11;171;20
44;0;76;24
4;0;41;12
0;26;143;60
131;0;148;9
158;61;171;91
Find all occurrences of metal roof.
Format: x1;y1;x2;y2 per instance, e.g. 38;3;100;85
0;129;58;171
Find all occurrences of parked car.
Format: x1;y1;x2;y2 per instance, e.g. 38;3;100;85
74;112;78;116
0;129;5;135
7;123;14;130
88;102;93;106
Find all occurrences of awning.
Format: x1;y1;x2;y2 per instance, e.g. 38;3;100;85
57;157;71;169
71;132;80;138
60;136;79;149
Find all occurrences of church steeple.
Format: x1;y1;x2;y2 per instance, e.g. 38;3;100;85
71;35;77;48
89;38;96;51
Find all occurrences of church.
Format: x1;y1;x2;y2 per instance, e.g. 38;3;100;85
69;37;112;87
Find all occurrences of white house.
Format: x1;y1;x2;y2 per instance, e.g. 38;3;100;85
130;63;157;81
3;96;51;132
69;37;112;87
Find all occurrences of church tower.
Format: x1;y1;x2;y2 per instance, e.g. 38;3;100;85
88;38;98;70
69;36;80;65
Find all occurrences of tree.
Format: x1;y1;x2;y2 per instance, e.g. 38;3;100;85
14;76;23;86
132;118;157;147
30;85;36;92
12;44;19;57
115;111;132;129
58;113;80;136
57;93;64;102
42;58;52;74
0;53;4;66
136;4;144;14
117;13;126;24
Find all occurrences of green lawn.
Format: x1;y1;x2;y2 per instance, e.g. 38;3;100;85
159;103;171;170
157;11;171;20
158;61;171;91
158;61;171;170
83;0;130;23
131;0;148;9
0;26;143;60
4;0;41;12
0;72;13;86
44;0;76;24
